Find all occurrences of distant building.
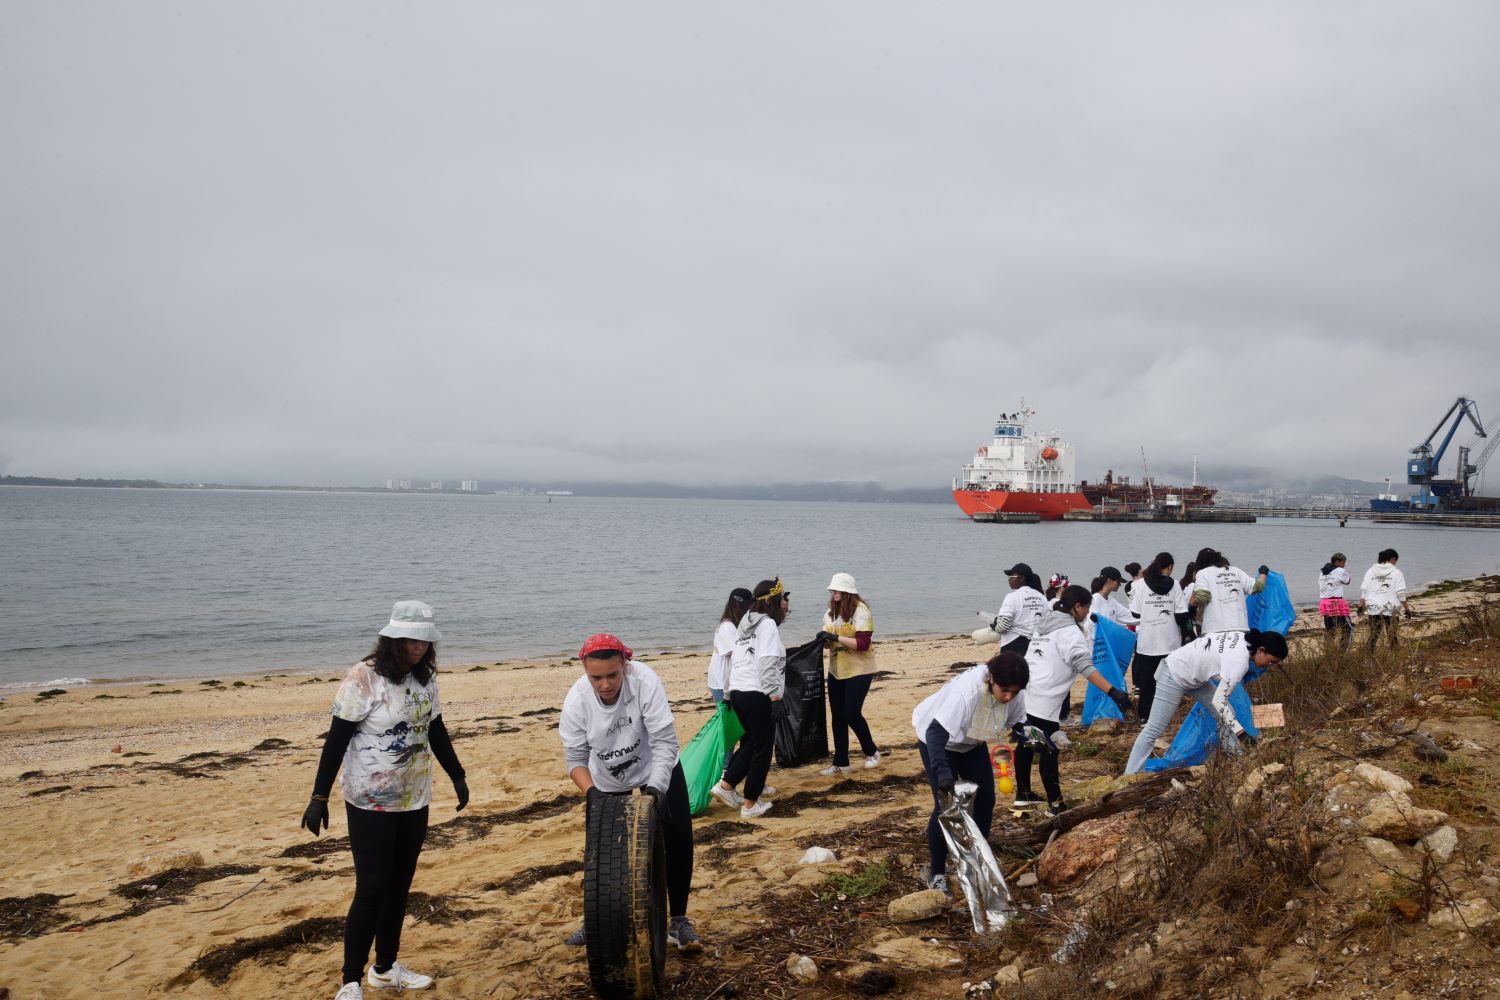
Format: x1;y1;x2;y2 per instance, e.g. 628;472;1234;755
386;479;396;490
397;479;411;490
430;480;444;491
460;480;479;492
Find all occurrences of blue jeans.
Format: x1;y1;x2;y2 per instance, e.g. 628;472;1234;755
1124;662;1241;774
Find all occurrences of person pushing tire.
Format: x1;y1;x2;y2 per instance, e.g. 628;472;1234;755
559;633;703;954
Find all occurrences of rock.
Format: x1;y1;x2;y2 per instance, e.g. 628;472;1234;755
1421;826;1460;863
994;962;1024;985
1357;792;1447;841
788;865;836;887
1389;897;1423;922
1359;837;1408;865
798;846;837;865
1038;813;1130;886
126;847;204;877
785;955;819;984
1088;718;1124;735
1429;898;1500;931
1017;872;1038;888
871;936;962;970
1323;781;1373;814
1354;762;1413;794
1235;762;1286;803
887;889;947;923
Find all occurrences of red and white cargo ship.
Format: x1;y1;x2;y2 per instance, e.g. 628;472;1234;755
952;405;1093;520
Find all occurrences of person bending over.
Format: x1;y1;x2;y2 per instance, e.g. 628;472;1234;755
1124;629;1287;774
559;633;702;952
911;651;1030;895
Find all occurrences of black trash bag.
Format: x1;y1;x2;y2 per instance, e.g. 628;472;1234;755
774;640;829;767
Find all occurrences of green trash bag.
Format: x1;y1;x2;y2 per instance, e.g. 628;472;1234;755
681;703;745;816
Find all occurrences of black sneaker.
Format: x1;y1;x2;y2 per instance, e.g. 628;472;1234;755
1012;792;1044;808
1047;800;1071;817
668;916;703;953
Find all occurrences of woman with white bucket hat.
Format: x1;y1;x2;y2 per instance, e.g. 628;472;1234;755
299;600;470;1000
815;572;882;775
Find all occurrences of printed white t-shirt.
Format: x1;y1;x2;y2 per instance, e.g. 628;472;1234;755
1130;580;1189;656
727;615;786;696
912;663;1027;751
559;660;676;794
1024;622;1093;723
997;587;1049;646
331;661;442;812
707;620;735;692
1194;566;1258;634
1318;566;1352;600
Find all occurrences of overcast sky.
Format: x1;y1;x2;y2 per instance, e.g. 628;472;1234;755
4;3;1498;490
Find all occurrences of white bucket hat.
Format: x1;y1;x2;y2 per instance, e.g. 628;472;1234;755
827;572;858;594
378;600;442;642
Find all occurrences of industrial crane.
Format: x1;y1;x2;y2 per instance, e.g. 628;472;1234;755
1406;397;1487;508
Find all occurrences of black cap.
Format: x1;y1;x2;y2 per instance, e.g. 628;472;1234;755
1003;562;1033;577
1099;566;1125;583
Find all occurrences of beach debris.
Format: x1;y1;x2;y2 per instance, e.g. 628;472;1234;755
1354;762;1413;794
871;936;962;970
1404;731;1451;763
887;889;947;924
1440;675;1479;693
798;846;837;865
126;848;204;877
111;746;122;753
935;782;1013;934
1088;717;1124;735
962;978;997;999
785;954;819;983
1357;791;1447;841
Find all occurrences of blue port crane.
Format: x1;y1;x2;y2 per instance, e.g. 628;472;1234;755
1406;396;1486;508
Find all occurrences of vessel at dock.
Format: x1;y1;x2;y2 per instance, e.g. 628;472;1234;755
1078;468;1217;510
952;405;1092;521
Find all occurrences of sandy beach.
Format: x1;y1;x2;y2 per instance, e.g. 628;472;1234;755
3;583;1498;999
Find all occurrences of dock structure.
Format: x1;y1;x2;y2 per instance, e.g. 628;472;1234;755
970;511;1043;523
977;505;1500;529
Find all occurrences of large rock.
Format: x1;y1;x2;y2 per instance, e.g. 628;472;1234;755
1323;780;1374;815
1359;837;1408;866
1037;813;1131;887
871;936;962;970
1420;826;1460;864
1429;898;1500;931
887;889;948;924
1357;792;1447;841
1354;762;1413;794
1235;762;1286;805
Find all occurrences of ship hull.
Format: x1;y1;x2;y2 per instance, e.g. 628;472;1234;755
953;489;1092;520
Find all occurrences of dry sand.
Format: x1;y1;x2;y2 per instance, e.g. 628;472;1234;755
1;585;1491;999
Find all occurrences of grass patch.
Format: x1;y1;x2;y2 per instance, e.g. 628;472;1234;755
819;859;890;902
1070;736;1104;758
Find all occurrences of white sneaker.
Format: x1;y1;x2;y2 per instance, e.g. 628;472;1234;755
710;784;743;809
367;961;432;990
758;785;777;798
740;800;773;819
863;752;881;769
818;764;851;776
335;985;363;1000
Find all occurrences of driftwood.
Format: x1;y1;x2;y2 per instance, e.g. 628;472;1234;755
990;767;1193;848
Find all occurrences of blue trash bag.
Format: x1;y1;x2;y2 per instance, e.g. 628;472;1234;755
1247;570;1296;637
1081;616;1137;726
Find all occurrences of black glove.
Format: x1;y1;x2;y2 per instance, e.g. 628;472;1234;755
1404;607;1415;620
300;798;329;836
815;630;839;646
771;699;788;722
1106;687;1135;719
1258;565;1270;576
937;776;956;795
452;776;470;811
1089;612;1099;623
1240;730;1260;748
1009;724;1027;745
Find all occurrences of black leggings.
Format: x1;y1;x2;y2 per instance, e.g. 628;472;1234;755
1130;652;1166;721
343;803;428;984
1369;615;1400;648
1324;615;1353;650
828;673;877;767
724;690;775;801
660;763;694;918
1013;715;1062;804
917;741;995;876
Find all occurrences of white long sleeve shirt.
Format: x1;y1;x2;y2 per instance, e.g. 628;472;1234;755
1164;632;1252;733
560;661;678;793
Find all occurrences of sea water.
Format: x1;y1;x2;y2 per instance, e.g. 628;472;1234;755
2;485;1497;687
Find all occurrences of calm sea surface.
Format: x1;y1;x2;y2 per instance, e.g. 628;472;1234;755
3;486;1498;688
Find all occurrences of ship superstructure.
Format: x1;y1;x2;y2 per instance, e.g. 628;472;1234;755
951;405;1092;520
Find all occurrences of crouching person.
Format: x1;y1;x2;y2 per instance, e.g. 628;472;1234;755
911;651;1030;895
559;633;702;952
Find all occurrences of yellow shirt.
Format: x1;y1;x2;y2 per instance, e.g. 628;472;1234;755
824;602;876;680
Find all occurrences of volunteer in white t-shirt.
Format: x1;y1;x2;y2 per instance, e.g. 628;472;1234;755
1189;547;1268;634
712;578;789;819
1125;628;1287;774
911;651;1030;896
992;562;1049;655
1359;548;1409;649
1128;551;1192;720
300;600;469;998
1318;553;1354;650
1089;566;1140;636
1022;585;1136;815
559;633;703;953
